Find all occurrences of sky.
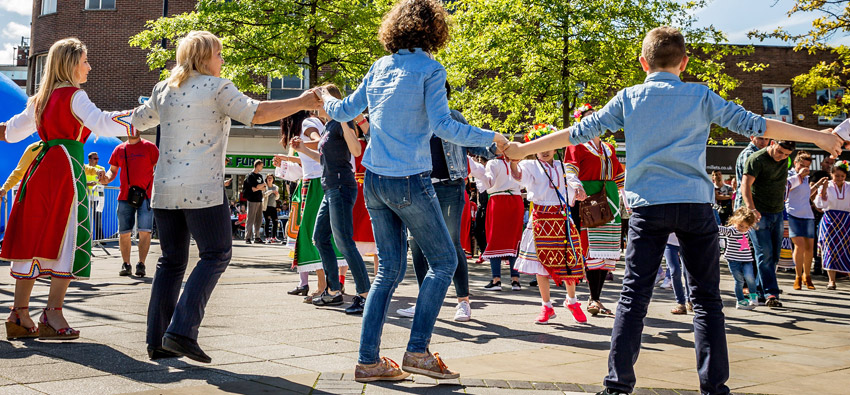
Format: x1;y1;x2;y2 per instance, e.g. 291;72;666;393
0;0;848;66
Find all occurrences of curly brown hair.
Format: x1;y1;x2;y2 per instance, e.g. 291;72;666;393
379;0;450;54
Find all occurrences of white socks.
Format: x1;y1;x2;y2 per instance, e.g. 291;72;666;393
567;297;578;305
542;301;553;308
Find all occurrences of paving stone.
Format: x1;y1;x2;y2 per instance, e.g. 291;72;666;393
531;382;559;390
460;378;486;387
0;384;43;395
484;379;510;388
555;382;584;392
633;388;657;395
414;376;437;385
319;372;344;381
653;389;680;395
28;375;155;395
508;380;534;389
579;384;605;393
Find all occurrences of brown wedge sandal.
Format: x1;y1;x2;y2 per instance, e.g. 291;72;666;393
38;307;79;340
5;307;39;340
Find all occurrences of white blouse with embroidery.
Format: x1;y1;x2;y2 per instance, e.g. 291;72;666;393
468;158;522;196
513;159;582;207
815;181;850;212
4;89;135;143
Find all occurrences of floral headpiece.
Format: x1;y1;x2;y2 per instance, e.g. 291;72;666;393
523;124;559;142
836;160;850;172
573;103;593;120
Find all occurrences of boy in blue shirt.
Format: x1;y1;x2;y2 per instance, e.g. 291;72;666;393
505;26;847;395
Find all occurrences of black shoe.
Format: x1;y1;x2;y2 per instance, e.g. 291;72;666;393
135;263;146;277
596;389;628;395
511;281;522;291
757;296;767;306
253;238;265;244
529;279;538;287
483;280;502;291
245;239;252;244
147;346;180;360
344;295;365;315
119;262;132;276
162;332;212;363
766;296;783;308
313;291;344;306
287;284;309;296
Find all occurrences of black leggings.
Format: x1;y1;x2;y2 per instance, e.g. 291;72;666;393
263;207;278;238
587;269;608;301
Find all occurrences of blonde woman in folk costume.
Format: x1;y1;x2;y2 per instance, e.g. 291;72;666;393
0;38;138;340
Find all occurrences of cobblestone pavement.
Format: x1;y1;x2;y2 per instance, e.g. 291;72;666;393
1;240;848;394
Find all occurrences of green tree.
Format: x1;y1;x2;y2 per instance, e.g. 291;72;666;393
440;0;762;135
750;1;850;120
130;0;392;94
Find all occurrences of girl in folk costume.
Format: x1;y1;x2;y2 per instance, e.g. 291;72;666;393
563;104;626;316
351;121;380;275
814;161;850;290
0;38;137;340
468;154;524;291
276;112;346;301
510;124;588;324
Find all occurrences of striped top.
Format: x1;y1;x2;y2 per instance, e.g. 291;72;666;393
718;226;753;262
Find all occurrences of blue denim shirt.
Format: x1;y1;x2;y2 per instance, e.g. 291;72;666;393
734;142;760;210
324;48;496;177
442;110;498;180
569;72;767;208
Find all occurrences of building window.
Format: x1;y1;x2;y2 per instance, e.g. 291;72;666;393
269;67;309;100
33;54;47;93
41;0;57;15
86;0;116;10
762;85;792;123
816;88;847;126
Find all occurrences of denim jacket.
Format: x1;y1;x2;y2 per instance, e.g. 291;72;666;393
324;48;495;177
442;110;498;180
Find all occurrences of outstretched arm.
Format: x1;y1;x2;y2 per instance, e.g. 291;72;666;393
763;119;847;157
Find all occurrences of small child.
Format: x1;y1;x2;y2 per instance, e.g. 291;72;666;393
510;124;588;325
719;207;759;310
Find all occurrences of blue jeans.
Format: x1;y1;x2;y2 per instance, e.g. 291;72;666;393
359;171;457;365
409;180;469;298
727;260;758;303
748;211;783;299
314;185;371;295
664;243;690;305
117;199;154;233
147;198;232;344
604;203;728;395
491;257;519;279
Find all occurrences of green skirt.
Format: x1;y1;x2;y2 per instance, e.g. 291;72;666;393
293;178;343;272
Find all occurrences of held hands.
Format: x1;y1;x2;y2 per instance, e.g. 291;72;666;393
290;136;304;152
750;208;762;222
817;128;849;157
492;133;509;154
798;167;810;178
0;123;6;143
299;88;323;111
273;154;286;167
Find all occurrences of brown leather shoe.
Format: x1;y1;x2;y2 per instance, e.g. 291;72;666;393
670;304;687;315
355;357;410;383
793;276;802;290
804;275;816;290
402;350;460;380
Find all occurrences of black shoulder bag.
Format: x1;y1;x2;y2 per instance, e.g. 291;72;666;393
124;147;148;209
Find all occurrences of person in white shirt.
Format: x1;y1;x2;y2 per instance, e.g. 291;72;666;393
813;161;850;290
785;151;817;290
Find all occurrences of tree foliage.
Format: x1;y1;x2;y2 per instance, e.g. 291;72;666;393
749;0;850;119
440;0;762;135
130;0;392;95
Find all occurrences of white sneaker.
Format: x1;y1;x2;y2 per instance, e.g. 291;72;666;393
396;305;416;318
454;301;471;322
736;301;755;310
659;278;672;289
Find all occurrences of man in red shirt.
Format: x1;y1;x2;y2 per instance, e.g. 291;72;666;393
100;135;159;277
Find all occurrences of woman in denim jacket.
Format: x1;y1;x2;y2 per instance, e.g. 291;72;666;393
320;0;508;383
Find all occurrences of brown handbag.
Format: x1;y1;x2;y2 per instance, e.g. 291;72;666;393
579;189;614;228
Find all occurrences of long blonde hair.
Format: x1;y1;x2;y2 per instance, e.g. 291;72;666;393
30;38;87;127
167;31;222;88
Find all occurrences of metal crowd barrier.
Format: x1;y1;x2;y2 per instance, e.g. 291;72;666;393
0;186;123;251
